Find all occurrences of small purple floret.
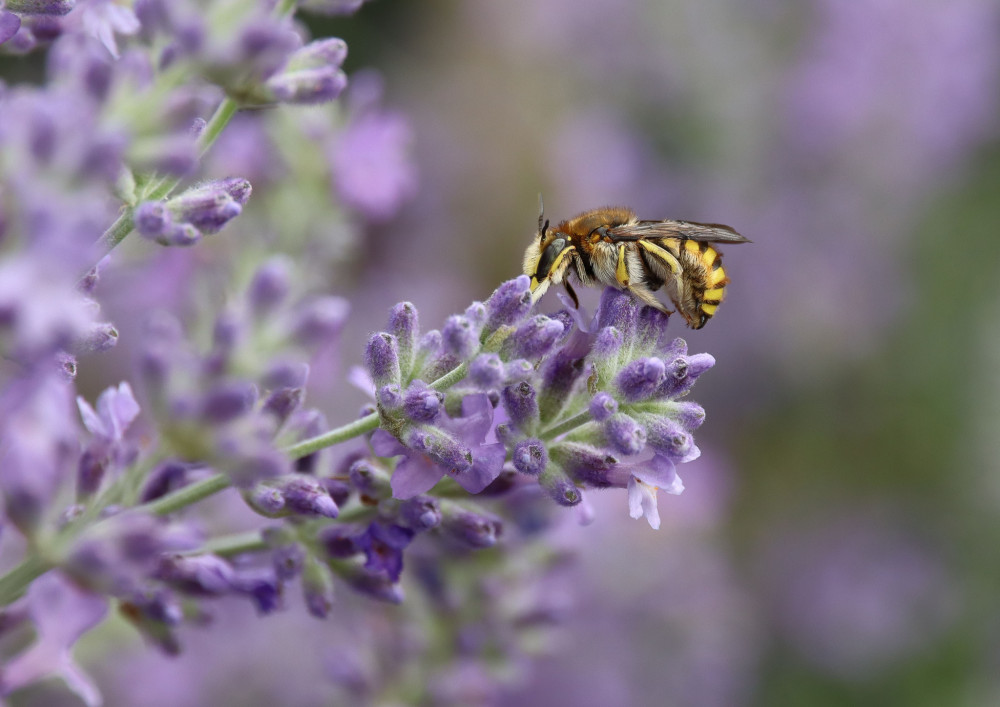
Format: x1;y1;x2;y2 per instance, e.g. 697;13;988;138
403;383;444;423
501;381;539;433
512;439;546;476
365;332;400;389
469;353;503;389
483;276;532;334
589;392;618;421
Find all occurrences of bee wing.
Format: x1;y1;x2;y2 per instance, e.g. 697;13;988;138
608;220;751;244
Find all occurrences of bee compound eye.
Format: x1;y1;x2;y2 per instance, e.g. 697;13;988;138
535;237;568;279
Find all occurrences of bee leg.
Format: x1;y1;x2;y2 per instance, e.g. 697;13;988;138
563;280;580;309
628;283;673;315
616;244;630;287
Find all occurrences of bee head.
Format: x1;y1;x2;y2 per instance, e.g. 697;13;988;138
523;229;574;302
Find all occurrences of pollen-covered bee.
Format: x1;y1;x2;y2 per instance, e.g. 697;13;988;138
523;203;750;329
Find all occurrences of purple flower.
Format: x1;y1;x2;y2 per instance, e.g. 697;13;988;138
0;371;78;533
602;413;647;456
301;554;334;618
358;521;413;581
248;256;293;314
614;357;666;402
402;381;444;423
503;314;565;360
538;465;583;507
398;495;442;531
641;414;700;463
329;92;417;221
77;0;140;58
163;178;249;236
387;301;419;379
231;567;283;614
469;352;504;389
77;381;140;443
441;314;479;359
622;454;684;530
336;563;404;604
483;275;532;335
512;438;547;476
365;332;400;390
373;394;505;499
5;0;75;16
138;460;190;503
76;381;140;498
246;475;339;519
155;554;236;596
439;504;502;549
64;512;202;596
0;11;22;45
501;381;539;434
0;259;95;363
588;391;618;421
266;38;349;105
1;571;108;706
289;296;350;346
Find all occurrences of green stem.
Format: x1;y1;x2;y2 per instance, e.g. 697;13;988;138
196;97;239;157
142;473;233;516
198;530;268;557
276;0;298;16
285;412;380;460
0;554;52;606
541;410;593;441
284;362;471;460
98;210;136;252
430;362;469;391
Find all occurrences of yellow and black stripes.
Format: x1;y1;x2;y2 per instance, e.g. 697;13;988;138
523;206;748;329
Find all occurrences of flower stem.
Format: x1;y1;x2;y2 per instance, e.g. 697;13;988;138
198;530;268;557
143;473;233;516
0;554;52;606
430;361;469;391
284;362;471;460
196;97;239;157
98;210;136;252
541;410;593;441
284;412;380;460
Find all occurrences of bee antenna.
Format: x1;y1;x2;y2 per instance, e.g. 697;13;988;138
537;193;546;237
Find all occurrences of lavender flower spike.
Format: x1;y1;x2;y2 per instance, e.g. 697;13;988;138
483;275;532;335
5;0;75;16
165;179;251;236
267;38;349;105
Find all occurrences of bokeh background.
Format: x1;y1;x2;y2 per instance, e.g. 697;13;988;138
319;2;1000;703
6;0;1000;704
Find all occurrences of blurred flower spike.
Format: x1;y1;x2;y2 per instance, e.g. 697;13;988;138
135;178;252;246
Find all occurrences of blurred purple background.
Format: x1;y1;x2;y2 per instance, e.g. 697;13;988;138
6;0;1000;704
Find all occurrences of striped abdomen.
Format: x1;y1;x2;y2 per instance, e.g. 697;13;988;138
635;237;730;329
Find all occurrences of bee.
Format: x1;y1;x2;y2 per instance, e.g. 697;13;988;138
523;202;750;329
